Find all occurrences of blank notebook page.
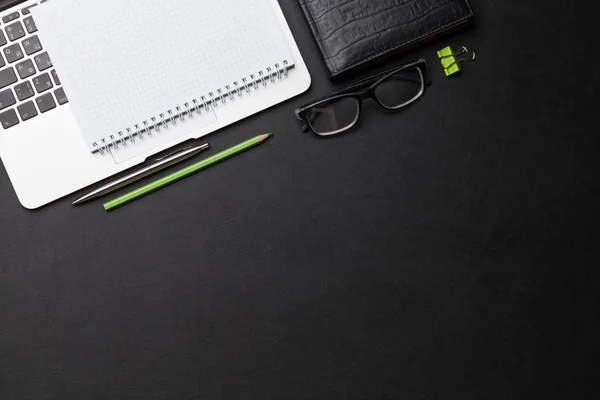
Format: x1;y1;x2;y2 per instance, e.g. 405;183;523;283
32;0;293;152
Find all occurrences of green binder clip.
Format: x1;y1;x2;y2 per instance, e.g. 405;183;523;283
437;46;476;77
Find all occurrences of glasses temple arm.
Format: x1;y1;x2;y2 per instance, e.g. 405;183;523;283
335;70;427;94
302;111;321;132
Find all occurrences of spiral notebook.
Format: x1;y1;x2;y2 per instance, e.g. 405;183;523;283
32;0;295;158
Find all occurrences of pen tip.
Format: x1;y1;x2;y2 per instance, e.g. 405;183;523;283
73;195;90;205
259;133;273;141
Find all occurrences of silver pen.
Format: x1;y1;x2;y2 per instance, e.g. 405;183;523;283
72;143;210;205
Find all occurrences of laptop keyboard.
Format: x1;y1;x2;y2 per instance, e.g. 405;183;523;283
0;1;67;130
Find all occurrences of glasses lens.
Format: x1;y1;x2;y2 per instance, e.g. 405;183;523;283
374;67;424;109
307;97;360;135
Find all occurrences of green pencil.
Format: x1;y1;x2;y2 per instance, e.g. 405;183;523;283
103;133;272;211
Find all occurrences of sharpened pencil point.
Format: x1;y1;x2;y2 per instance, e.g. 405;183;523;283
259;133;272;141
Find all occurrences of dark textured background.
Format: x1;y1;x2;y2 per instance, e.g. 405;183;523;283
1;1;599;398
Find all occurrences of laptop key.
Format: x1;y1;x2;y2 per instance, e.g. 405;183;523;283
0;31;6;47
15;59;35;79
2;12;20;24
34;51;52;71
54;87;68;105
17;101;38;121
0;88;16;110
21;5;39;15
51;69;60;85
33;72;53;93
0;54;4;68
0;67;17;89
5;21;26;42
3;43;24;63
23;16;38;34
36;92;56;113
22;35;42;55
0;108;19;129
14;81;35;101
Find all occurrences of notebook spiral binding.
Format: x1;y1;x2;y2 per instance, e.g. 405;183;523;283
92;60;292;154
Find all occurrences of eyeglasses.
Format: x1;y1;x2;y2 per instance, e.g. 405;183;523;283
295;59;428;136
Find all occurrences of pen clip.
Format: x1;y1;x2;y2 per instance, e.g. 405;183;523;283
154;146;195;161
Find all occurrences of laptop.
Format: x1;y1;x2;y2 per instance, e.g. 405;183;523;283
0;0;310;209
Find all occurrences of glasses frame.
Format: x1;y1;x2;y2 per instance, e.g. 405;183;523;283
295;58;428;136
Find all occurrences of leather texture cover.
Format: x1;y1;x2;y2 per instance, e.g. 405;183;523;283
300;0;474;78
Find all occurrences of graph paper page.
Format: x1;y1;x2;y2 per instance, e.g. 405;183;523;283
32;0;293;151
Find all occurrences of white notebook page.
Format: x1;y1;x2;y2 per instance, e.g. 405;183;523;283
32;0;294;152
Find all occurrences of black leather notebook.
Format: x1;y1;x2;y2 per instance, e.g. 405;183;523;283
300;0;474;78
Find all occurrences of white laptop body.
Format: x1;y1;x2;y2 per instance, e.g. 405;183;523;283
0;0;310;209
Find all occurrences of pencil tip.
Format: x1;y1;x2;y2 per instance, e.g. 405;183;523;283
259;132;272;141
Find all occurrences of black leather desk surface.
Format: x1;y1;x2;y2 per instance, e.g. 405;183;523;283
1;1;598;398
